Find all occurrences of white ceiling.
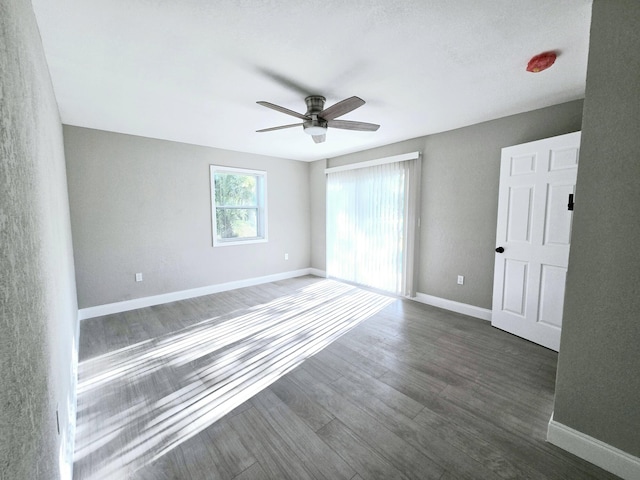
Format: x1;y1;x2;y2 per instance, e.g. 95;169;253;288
32;0;592;162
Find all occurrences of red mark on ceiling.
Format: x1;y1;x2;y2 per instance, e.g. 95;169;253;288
526;51;557;73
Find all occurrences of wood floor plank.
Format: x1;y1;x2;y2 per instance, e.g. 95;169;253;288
127;445;190;480
202;415;257;479
327;371;501;480
324;340;390;379
335;332;444;387
419;386;618;480
176;436;232;480
422;338;557;404
232;461;269;480
77;316;108;362
316;419;412;480
300;354;345;384
312;346;388;381
331;370;425;420
439;383;552;442
288;367;446;480
225;406;317;480
250;388;355;480
74;276;621;480
268;375;335;432
413;405;548;480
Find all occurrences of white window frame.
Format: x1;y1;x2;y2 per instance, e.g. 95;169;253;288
210;165;268;247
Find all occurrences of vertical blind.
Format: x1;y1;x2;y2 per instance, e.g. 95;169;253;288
326;154;421;296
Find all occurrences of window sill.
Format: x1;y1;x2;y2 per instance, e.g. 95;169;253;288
213;237;268;247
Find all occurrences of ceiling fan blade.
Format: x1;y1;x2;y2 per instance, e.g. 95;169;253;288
256;123;302;133
257;101;309;120
327;119;380;131
312;134;326;144
319;96;365;120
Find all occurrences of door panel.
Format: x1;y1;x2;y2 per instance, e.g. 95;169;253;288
510;153;537;175
507;186;534;243
492;132;581;351
502;260;529;316
538;264;566;328
549;146;580;171
544;183;575;246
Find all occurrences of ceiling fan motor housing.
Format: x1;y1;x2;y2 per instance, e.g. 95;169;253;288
304;96;328;134
304;95;326;114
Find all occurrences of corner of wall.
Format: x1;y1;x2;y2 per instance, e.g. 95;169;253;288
547;414;640;480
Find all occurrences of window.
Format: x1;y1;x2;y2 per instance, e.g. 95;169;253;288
325;152;421;296
210;165;267;246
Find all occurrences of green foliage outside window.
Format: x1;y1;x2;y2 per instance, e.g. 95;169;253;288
213;170;265;242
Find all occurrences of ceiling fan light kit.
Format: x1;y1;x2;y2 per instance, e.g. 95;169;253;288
256;95;379;143
304;124;328;136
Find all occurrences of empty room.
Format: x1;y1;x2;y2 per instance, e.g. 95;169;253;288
2;1;639;479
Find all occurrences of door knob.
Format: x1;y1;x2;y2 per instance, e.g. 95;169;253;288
495;247;505;253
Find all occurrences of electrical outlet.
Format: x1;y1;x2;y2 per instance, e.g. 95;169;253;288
135;273;143;282
457;275;464;285
284;253;289;260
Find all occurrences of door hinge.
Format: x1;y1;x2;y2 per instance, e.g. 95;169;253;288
568;193;574;211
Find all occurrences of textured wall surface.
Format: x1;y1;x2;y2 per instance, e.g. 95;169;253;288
320;100;583;309
64;126;311;309
0;1;78;479
309;159;327;271
554;0;640;457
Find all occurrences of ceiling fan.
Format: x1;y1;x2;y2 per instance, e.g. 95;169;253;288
256;95;380;144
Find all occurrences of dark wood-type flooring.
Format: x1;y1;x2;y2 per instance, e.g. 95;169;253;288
75;276;618;480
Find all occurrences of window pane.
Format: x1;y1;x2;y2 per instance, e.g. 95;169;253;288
216;208;258;239
215;173;257;206
210;165;266;246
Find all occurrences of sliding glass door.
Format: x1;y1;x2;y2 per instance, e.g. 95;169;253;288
326;155;420;296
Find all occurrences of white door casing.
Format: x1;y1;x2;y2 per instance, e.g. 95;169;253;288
491;132;581;351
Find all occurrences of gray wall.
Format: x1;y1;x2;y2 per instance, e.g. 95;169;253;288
309;159;327;271
554;0;640;457
64;126;311;308
0;1;78;478
315;100;583;309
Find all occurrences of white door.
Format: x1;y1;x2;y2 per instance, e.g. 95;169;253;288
491;132;580;351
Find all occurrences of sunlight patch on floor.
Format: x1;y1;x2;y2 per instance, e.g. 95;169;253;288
73;279;394;479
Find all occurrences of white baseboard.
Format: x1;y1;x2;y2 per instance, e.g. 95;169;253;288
412;292;492;321
78;268;321;320
308;268;326;277
547;414;640;480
